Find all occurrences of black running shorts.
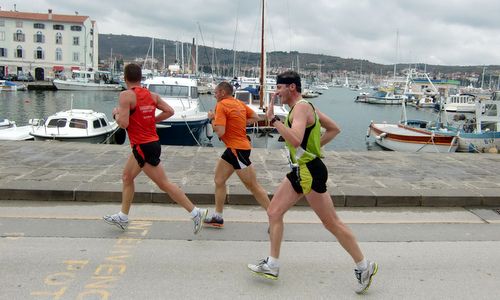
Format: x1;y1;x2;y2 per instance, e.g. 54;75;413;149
221;148;252;170
132;141;161;168
286;157;328;194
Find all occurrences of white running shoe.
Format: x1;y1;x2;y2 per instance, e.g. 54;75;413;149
247;258;279;280
354;260;378;294
103;214;129;230
192;208;208;234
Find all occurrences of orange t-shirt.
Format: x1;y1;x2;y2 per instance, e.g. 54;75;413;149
213;97;254;149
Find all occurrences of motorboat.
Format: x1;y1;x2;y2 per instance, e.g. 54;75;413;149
443;94;476;113
53;70;122;91
30;109;120;143
0;118;33;141
368;122;458;152
143;76;210;146
0;80;27;91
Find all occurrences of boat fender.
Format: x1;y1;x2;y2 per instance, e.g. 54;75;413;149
366;126;371;138
205;123;214;140
375;132;387;140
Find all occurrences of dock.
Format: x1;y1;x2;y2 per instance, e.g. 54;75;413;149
0;140;499;206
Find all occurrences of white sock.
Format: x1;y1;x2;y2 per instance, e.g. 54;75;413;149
267;256;279;268
118;211;128;221
190;207;199;218
214;211;223;218
356;258;368;271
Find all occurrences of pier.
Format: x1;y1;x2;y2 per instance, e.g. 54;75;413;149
0;141;499;206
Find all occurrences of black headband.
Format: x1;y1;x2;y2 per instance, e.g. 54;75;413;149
276;77;300;86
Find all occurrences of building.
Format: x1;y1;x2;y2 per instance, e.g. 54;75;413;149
0;9;98;80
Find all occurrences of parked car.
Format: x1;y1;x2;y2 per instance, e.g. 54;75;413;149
17;73;34;82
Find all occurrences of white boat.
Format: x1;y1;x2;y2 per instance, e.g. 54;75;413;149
443;94;476;113
30;109;119;143
53;70;122;91
0;118;33;141
0;80;27;91
368;122;458;152
143;76;210;146
301;88;320;98
365;90;405;105
313;83;329;90
234;89;289;131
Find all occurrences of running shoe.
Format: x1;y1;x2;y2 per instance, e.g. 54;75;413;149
103;214;129;230
204;214;224;228
193;208;208;234
247;258;279;280
354;260;378;294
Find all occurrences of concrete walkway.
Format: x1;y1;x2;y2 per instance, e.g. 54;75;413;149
0;141;499;207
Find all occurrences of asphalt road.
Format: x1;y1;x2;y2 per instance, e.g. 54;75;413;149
1;202;500;300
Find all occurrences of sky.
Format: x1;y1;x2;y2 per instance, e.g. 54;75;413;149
2;0;500;66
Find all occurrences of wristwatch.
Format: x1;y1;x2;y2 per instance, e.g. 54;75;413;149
270;116;281;126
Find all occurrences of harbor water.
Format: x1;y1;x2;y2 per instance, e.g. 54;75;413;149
0;87;439;151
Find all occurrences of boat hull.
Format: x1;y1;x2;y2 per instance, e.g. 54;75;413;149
53;80;122;91
156;119;209;146
369;123;458;152
30;132;115;143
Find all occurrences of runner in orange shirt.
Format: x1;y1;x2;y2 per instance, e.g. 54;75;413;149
204;81;270;228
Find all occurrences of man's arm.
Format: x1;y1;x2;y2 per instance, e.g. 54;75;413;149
154;93;175;122
273;102;311;148
113;90;134;129
317;110;341;146
212;103;226;138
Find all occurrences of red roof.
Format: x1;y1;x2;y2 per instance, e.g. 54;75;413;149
0;11;89;23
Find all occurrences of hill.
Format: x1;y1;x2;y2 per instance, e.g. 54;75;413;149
98;33;499;77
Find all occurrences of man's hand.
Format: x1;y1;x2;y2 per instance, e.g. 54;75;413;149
207;109;215;121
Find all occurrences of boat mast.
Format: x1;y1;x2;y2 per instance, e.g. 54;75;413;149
259;0;266;108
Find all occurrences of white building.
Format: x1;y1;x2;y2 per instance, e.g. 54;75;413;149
0;9;98;80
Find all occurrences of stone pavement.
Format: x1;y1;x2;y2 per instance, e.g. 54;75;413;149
0;140;499;207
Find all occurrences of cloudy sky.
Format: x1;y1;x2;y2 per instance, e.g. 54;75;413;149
3;0;500;66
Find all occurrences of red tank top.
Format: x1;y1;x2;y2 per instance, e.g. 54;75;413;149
127;87;159;146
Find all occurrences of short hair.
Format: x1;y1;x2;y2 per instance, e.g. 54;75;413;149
216;81;234;95
124;63;142;83
277;70;302;92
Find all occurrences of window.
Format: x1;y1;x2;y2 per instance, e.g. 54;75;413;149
70;25;82;31
35;47;44;59
13;30;25;42
34;31;45;43
99;118;108;127
55;48;62;61
16;21;23;28
53;24;64;30
34;23;45;29
69;119;87;129
55;32;62;44
73;52;79;62
15;46;23;58
148;85;189;97
191;87;198;98
90;40;93;48
0;31;4;41
73;36;79;46
0;48;6;57
48;118;67;128
93;120;101;128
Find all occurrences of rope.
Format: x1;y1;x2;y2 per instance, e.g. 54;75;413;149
183;117;202;146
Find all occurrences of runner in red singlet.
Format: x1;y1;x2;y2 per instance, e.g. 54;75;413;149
103;63;208;234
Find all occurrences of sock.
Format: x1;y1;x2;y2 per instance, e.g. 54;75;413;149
190;207;199;218
214;211;223;218
356;258;368;271
118;211;128;221
267;256;279;268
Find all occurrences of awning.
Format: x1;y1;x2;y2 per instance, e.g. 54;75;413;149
53;66;64;71
71;66;80;71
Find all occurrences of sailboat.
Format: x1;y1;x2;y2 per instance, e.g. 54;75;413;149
233;0;288;133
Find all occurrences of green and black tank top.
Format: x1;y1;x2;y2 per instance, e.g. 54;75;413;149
285;99;322;165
